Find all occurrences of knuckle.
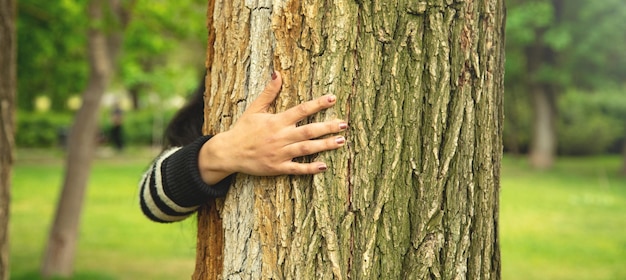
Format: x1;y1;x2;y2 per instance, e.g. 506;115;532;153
287;165;301;174
328;137;340;149
298;144;313;155
317;97;325;107
328;121;338;133
301;126;316;139
296;103;309;117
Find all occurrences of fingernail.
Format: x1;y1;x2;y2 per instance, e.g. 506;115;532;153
318;164;328;171
335;136;345;145
327;95;336;103
339;122;348;130
271;71;277;80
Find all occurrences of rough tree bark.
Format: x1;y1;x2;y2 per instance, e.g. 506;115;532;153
196;0;504;279
40;0;132;277
0;0;17;279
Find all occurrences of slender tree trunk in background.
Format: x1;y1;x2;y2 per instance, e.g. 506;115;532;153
0;0;17;279
40;0;132;277
527;0;562;170
622;140;626;175
529;84;556;169
197;0;505;279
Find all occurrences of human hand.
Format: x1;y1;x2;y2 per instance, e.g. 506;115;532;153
198;71;348;185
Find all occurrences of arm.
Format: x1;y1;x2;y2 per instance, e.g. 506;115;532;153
139;71;347;223
139;135;232;223
196;71;348;184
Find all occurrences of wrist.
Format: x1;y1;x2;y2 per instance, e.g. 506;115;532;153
198;132;236;185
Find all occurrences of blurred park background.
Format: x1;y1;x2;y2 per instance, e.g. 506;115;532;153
8;0;626;279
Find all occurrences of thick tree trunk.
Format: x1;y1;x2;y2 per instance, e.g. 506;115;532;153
0;0;17;279
40;1;131;277
197;0;505;279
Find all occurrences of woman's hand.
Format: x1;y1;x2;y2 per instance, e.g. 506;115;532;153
198;71;348;185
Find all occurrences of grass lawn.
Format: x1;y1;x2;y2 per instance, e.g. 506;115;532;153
9;148;626;279
10;147;197;280
500;156;626;280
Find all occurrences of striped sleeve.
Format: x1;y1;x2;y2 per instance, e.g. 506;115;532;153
138;135;233;223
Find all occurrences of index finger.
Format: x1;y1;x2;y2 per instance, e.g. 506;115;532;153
247;71;283;113
280;94;337;124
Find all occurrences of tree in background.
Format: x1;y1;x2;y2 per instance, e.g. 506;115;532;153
508;0;563;169
0;0;17;279
195;0;505;278
505;0;626;168
40;0;134;277
119;0;208;110
16;1;88;111
16;0;208;113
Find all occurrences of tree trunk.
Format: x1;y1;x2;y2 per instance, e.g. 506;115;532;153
526;0;561;170
528;84;556;169
622;139;626;176
0;0;17;279
197;0;505;279
40;1;131;277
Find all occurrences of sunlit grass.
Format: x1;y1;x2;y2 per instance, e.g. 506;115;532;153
10;147;197;280
500;156;626;280
9;148;626;279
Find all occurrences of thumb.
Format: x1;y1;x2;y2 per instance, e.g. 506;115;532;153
248;71;282;113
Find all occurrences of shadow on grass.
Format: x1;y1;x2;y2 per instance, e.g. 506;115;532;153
11;270;116;280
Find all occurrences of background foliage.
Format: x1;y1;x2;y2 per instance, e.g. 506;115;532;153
504;0;626;156
16;0;206;107
17;0;88;111
16;0;626;154
16;0;206;147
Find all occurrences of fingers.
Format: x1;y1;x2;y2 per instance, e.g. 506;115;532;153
280;94;337;124
247;71;283;113
283;135;346;160
288;120;348;142
280;161;330;175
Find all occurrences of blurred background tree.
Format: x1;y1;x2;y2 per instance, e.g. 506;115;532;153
17;0;206;113
41;0;133;276
17;0;88;112
119;0;207;110
15;0;207;149
504;0;626;169
14;0;208;278
0;0;17;279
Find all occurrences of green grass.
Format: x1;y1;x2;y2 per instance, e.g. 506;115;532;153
9;149;626;279
500;156;626;280
10;147;197;280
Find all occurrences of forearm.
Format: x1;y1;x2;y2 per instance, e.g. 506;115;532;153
138;135;232;223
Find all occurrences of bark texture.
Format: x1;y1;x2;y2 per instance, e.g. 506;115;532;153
40;0;132;277
198;0;504;279
0;0;17;279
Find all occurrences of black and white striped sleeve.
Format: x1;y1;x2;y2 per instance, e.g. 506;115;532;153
138;135;233;223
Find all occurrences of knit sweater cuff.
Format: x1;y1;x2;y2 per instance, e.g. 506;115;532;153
163;135;233;207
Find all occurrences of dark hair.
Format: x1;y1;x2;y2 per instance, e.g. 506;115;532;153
163;77;205;147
